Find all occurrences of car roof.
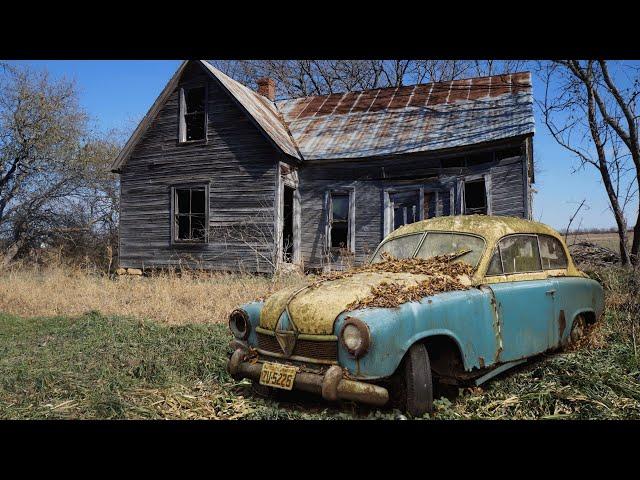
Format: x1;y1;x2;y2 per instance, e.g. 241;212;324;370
387;215;564;246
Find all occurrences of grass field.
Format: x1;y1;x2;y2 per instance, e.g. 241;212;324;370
567;231;627;254
0;266;638;420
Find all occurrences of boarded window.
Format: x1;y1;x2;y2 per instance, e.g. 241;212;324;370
329;192;350;250
181;86;206;141
539;235;568;270
390;190;420;230
498;235;542;274
173;187;207;242
464;179;487;215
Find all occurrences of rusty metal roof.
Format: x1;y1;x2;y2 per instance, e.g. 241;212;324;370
276;72;534;161
201;62;302;160
113;62;534;172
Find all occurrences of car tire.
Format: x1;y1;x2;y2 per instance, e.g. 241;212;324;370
569;314;587;345
404;343;434;417
251;381;283;400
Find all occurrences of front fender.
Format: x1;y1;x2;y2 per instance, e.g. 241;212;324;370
334;288;498;380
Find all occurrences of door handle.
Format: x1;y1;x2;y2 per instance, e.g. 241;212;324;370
545;289;556;296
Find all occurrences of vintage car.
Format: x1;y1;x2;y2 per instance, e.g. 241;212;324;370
227;215;604;416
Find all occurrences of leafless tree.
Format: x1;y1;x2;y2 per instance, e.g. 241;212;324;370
538;60;640;265
211;60;528;100
0;63;120;269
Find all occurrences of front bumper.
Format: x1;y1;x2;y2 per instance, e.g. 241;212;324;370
227;346;389;407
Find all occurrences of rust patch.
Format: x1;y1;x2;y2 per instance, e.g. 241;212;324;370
468;76;492;100
479;357;485;368
558;309;566;343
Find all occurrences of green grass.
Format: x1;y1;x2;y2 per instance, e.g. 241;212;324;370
0;308;639;419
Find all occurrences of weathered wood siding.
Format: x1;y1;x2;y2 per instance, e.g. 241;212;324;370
298;139;530;269
119;63;281;272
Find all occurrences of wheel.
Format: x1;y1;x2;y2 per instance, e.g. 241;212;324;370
569;314;587;345
404;343;434;417
251;381;283;400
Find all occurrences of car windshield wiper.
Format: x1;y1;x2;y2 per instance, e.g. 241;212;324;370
447;249;473;261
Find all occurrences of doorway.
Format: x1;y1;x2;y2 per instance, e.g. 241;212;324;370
282;185;295;262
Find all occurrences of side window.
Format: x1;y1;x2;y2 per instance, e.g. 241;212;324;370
328;192;352;251
172;186;208;242
539;235;568;270
498;235;542;274
486;247;503;275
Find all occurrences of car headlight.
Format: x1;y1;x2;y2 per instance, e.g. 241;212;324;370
229;309;250;340
340;317;370;358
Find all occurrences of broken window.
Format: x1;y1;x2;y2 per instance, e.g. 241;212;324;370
181;86;206;141
464;178;487;215
329;192;350;250
498;235;542;274
538;235;568;270
390;190;420;230
173;187;207;242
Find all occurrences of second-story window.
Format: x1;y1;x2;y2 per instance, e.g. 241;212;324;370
180;86;206;142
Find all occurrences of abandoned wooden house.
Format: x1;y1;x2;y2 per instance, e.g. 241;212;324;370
112;60;535;273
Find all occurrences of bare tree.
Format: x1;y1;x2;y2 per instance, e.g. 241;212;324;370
211;60;528;100
538;61;639;265
0;63;120;269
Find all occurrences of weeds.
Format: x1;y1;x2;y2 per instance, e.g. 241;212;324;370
0;264;638;419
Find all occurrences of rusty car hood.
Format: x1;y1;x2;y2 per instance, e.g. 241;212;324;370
259;271;470;335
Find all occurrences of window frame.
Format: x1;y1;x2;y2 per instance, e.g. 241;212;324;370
538;234;570;271
483;233;567;277
170;183;210;245
369;230;487;267
178;83;208;144
461;173;492;216
326;189;355;254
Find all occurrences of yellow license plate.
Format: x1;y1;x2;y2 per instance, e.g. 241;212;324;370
259;362;298;390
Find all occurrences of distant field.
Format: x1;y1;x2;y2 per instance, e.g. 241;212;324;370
566;232;628;254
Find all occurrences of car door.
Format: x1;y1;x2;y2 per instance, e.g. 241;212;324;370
485;234;557;362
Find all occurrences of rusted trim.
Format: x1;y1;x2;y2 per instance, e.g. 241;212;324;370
558;310;566;344
339;316;371;359
481;285;503;363
255;348;338;365
229;309;250;340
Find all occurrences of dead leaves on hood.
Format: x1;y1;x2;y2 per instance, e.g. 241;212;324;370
314;252;475;310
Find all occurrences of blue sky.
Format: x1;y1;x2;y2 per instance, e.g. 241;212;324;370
10;60;635;232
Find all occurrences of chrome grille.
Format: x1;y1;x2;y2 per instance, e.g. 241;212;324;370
257;332;338;362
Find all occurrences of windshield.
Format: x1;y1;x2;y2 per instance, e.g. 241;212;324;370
371;232;485;267
371;234;422;262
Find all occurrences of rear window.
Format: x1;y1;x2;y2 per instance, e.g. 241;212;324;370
539;235;568;270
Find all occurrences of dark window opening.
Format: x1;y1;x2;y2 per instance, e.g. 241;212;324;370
282;186;294;262
182;86;206;141
330;193;349;250
466;151;495;166
464;179;487;215
424;191;432;219
174;187;207;242
390;190;420;230
495;146;522;160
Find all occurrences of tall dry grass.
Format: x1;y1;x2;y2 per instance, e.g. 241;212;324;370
0;265;306;324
